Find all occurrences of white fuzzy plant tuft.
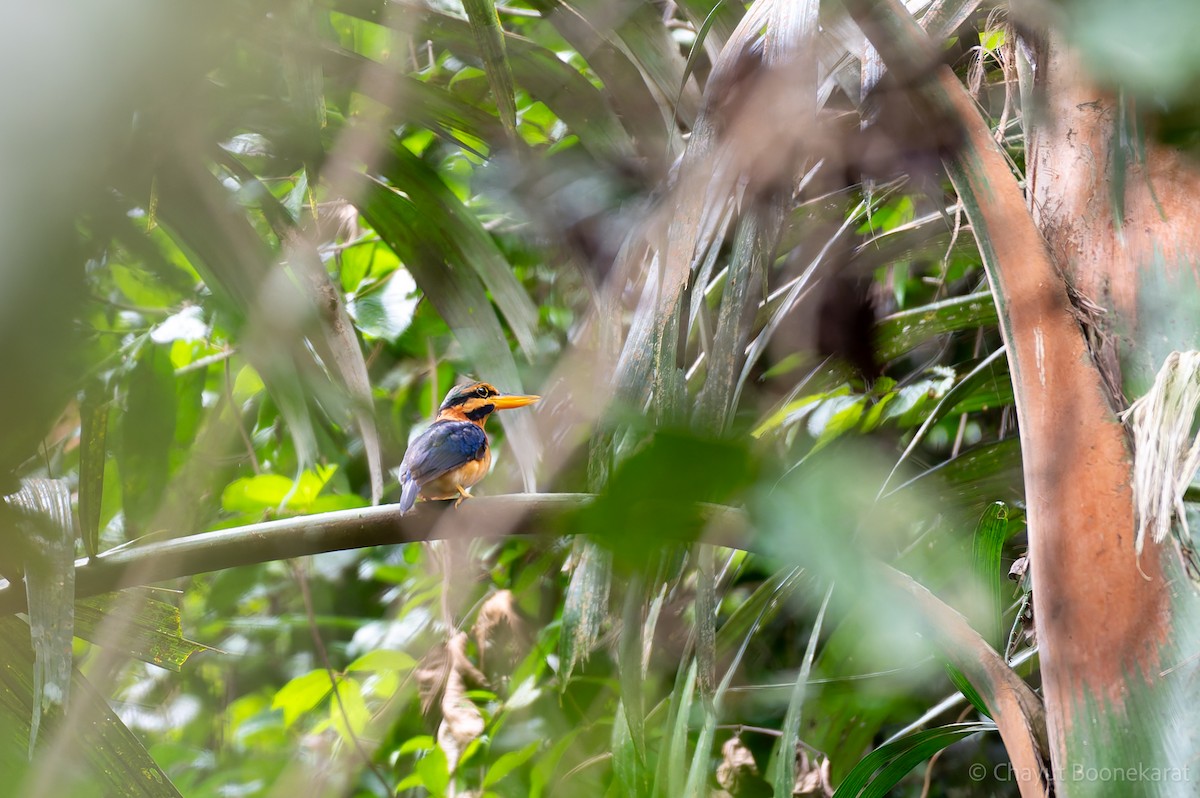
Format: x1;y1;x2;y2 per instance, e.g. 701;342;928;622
1121;350;1200;554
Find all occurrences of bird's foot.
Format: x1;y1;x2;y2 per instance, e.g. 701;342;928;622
453;485;472;507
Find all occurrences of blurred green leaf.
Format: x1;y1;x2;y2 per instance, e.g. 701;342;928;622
482;740;540;788
8;479;76;755
772;584;832;798
221;465;340;515
0;617;182;797
119;343;177;534
328;678;371;742
570;432;756;567
347;649;418;672
559;540;612;682
461;0;518;136
874;291;998;362
78;390;109;559
971;501;1021;649
831;722;995;798
273;670;336;728
74;592;209;673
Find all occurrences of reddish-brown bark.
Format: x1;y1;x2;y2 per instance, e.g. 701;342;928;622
1021;39;1200;769
1028;42;1200;379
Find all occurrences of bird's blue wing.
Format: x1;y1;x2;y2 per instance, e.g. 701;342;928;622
400;421;488;483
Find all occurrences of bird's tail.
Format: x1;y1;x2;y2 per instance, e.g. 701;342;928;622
399;477;421;514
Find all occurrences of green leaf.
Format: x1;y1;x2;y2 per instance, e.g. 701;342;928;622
879;348;1009;495
461;0;518;136
0;617;182;796
696;204;785;433
972;501;1020;648
355;150;540;487
8;479;76;755
831;722;996;797
572;432;756;567
74;592;210;673
715;567;805;658
349;268;418;341
518;0;674;160
529;728;582;798
119;342;177;534
379;140;539;358
772;584;833;797
343;0;636;160
661;660;698;796
616;573;649;790
945;662;992;720
346;649;418;672
329;678;371;742
482;740;541;788
611;700;641;797
874;291;998;362
273;670;336;727
78;387;110;559
415;745;451;796
810;396;868;452
146;165;321;471
558;540;612;681
221;466;339;514
886;437;1024;515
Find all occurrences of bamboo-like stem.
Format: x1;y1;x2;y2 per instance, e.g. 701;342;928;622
0;494;748;615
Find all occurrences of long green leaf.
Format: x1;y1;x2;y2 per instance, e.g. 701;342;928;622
831;722;995;798
715;566;805;658
118;342;176;535
216;154;386;505
8;479;76;755
661;660;698;797
333;0;635;161
554;535;609;676
945;662;992;720
885;438;1024;515
148;163;320;469
78;387;109;560
380;140;538;358
971;501;1018;648
0;617;182;797
696;205;782;432
772;583;833;797
686;554;797;797
878;346;1009;495
874;291;999;362
74;592;210;673
520;0;677;162
354;165;539;487
617;572;649;792
461;0;518;136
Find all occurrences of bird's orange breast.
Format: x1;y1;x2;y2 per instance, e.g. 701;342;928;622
419;447;492;500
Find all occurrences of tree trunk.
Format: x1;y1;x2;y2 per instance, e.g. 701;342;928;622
1025;36;1200;795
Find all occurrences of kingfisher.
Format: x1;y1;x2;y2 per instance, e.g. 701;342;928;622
398;382;540;513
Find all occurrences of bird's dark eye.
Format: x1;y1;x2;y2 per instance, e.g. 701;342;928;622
475;386;489;398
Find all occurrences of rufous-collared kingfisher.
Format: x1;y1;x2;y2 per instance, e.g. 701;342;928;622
398;382;540;513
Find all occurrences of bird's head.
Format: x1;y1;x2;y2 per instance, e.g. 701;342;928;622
437;382;540;424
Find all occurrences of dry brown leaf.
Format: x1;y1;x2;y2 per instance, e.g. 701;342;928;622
437;632;486;773
793;750;833;797
472;589;529;678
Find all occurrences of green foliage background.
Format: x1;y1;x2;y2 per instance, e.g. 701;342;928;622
5;0;1194;795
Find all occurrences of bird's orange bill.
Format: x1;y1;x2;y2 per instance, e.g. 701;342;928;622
491;394;540;410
